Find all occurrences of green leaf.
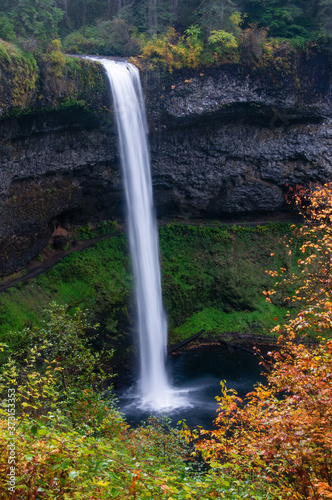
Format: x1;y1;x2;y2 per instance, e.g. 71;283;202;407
37;428;48;436
30;425;38;436
51;463;62;471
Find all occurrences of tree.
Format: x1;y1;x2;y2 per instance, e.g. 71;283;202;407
13;0;63;44
0;13;16;41
107;0;124;19
242;0;317;38
65;0;106;31
149;0;158;34
196;0;241;35
170;0;179;22
195;336;332;499
194;182;332;499
0;302;113;420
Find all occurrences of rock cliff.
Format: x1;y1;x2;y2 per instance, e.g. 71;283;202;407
0;49;331;275
145;52;331;218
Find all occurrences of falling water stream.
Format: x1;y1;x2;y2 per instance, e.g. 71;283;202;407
85;57;264;421
93;58;184;410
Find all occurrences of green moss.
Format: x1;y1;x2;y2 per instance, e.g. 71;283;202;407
159;222;298;336
172;301;288;342
0;40;38;114
0;222;302;359
0;237;131;359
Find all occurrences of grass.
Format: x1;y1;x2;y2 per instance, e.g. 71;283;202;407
172;301;288;342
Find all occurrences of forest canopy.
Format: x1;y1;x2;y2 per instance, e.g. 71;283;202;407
0;0;330;63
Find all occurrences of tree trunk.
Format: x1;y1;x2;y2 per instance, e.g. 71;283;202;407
170;0;178;21
148;0;158;36
168;330;206;354
83;3;86;36
63;0;68;20
108;0;122;19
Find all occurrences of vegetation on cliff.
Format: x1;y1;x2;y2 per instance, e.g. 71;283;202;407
0;37;106;118
0;40;38;113
0;0;330;73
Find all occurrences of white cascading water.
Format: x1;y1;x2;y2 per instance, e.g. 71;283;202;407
93;58;180;410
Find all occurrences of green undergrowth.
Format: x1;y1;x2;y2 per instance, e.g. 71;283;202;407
160;222;300;342
0;237;132;362
172;302;287;342
0;222;302;361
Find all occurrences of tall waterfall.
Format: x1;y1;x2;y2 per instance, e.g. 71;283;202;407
96;58;174;409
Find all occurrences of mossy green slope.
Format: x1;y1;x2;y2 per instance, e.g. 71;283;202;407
160;223;299;341
0;237;132;362
0;223;301;362
0;39;107;120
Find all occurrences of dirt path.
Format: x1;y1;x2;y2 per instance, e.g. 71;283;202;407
0;213;302;294
0;232;121;293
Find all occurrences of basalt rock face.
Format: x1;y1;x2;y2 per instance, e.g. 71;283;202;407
0;51;331;275
144;52;331;219
0;109;124;275
150;116;331;218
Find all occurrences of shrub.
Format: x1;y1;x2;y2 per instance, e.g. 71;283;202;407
194;183;332;499
0;14;16;42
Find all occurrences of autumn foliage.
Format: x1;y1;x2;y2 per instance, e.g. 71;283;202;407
195;182;332;499
2;183;332;498
131;26;240;72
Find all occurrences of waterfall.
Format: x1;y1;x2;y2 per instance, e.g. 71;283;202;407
94;58;176;410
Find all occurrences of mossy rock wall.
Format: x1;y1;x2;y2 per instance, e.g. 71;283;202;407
0;41;109;118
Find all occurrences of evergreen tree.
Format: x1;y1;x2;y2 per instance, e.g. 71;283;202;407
242;0;317;38
127;0;172;34
0;13;16;41
196;0;240;35
318;0;332;36
170;0;179;22
13;0;63;43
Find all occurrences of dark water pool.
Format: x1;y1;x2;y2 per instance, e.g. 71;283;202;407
116;344;266;429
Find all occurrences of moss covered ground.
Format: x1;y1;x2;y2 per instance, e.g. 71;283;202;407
160;222;299;342
0;222;301;360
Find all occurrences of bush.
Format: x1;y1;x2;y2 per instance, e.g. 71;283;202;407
195;336;332;499
0;14;16;42
132;25;240;71
194;183;332;499
63;18;140;56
